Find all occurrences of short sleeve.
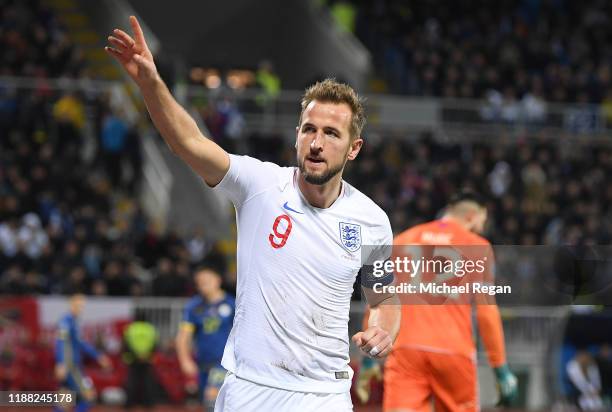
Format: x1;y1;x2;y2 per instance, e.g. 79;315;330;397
361;214;394;288
368;215;394;263
213;154;284;207
181;303;197;333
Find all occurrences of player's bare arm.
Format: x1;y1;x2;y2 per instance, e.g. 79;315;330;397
352;292;400;359
175;324;198;376
104;16;229;186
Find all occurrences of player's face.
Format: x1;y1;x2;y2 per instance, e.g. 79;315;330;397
70;295;85;316
296;100;363;185
195;269;221;297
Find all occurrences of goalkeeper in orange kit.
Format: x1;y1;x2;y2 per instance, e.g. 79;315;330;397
356;190;518;412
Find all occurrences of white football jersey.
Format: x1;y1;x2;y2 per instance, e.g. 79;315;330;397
214;154;392;393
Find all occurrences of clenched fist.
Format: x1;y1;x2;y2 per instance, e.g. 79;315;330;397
352;326;393;359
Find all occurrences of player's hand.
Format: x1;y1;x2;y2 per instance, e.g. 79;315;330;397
494;364;518;407
180;358;199;377
55;364;67;381
98;354;112;370
105;16;158;87
352;326;392;359
355;357;381;404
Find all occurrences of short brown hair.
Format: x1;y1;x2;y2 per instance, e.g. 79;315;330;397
299;78;366;139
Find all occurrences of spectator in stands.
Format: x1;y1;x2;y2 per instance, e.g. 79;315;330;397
566;350;605;411
151;257;186;296
53;92;85;163
82;243;102;278
59;240;82;272
255;60;281;106
100;110;129;188
22;269;46;294
61;265;89;295
1;264;25;294
17;212;48;259
601;90;612;127
123;310;158;410
0;218;19;258
124;127;143;192
90;279;107;296
102;260;131;296
521;77;547;124
185;228;209;264
329;0;357;33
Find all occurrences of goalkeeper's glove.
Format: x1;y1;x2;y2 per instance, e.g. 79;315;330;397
494;364;518;406
355;357;381;404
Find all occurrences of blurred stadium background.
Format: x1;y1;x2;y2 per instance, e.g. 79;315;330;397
1;0;612;410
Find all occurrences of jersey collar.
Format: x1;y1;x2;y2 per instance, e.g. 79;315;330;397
287;168;347;211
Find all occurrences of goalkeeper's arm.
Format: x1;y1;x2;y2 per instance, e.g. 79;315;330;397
476;304;518;406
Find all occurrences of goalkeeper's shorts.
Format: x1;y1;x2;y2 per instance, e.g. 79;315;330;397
384;347;478;412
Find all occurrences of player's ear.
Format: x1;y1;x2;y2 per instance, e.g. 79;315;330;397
295;126;299;149
347;137;363;161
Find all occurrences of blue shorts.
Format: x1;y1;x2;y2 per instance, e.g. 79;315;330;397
61;369;93;399
199;364;227;394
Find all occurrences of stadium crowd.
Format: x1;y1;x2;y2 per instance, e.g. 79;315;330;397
354;0;612;111
0;0;229;297
1;0;611;298
2;87;611;296
0;0;87;78
348;136;612;246
0;3;233;398
0;85;226;296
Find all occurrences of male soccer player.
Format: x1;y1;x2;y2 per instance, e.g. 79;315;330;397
358;191;518;412
54;294;110;412
105;16;400;411
176;267;235;410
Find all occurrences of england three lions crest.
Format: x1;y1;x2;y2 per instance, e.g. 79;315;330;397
339;222;361;252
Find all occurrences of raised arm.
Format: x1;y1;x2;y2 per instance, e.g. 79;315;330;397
105;16;229;186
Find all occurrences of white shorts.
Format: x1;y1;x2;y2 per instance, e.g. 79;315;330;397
214;372;353;412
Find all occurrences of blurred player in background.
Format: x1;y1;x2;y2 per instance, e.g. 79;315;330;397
105;16;400;411
54;294;111;412
176;267;235;410
358;191;518;412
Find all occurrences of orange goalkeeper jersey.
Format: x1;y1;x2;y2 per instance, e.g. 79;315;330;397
392;219;506;367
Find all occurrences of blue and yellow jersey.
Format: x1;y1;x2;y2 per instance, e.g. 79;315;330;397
55;314;100;369
181;295;235;365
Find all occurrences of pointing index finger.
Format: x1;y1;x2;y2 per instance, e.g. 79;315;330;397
129;15;146;48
